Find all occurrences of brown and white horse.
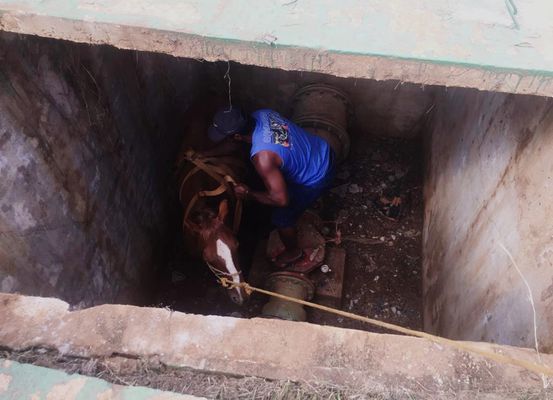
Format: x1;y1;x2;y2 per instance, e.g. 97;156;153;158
182;199;248;304
175;102;250;305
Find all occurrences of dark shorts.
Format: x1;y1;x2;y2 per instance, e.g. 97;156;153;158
272;166;334;229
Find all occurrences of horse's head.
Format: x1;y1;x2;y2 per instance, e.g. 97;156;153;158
185;199;249;305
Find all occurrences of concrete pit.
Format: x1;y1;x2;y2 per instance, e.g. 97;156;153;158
1;31;553;357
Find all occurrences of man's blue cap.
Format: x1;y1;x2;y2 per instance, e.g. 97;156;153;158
208;107;247;143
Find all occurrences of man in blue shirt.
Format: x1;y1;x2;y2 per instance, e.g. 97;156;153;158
206;107;334;269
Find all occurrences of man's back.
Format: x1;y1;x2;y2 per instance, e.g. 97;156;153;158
250;109;332;187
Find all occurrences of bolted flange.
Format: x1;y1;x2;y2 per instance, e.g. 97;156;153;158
261;271;315;322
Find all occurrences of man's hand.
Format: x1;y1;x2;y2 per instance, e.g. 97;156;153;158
233;183;250;199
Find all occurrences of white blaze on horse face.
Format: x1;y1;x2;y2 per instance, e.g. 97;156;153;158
216;239;243;303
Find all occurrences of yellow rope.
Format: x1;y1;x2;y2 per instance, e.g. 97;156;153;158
219;278;553;378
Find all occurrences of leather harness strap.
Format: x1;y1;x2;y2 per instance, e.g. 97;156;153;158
179;150;243;234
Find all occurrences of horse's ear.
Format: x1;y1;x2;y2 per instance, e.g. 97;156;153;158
217;199;229;223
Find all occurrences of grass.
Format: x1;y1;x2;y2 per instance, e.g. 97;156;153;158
2;348;550;399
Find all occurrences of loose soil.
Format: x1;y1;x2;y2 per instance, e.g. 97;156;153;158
155;134;423;334
310;134;423;332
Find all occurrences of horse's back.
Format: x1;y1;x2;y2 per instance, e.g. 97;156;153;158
175;102;246;257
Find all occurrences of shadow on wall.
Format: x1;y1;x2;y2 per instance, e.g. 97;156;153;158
206;61;437;138
0;33;205;307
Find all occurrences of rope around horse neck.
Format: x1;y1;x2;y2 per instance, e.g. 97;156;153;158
218;277;553;379
206;262;242;280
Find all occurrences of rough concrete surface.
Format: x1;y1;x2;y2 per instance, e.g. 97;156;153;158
0;293;551;398
0;32;203;306
215;62;436;138
0;358;203;399
1;1;553;96
424;88;553;351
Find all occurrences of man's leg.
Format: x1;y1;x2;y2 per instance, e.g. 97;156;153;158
272;183;323;266
277;226;302;264
275;160;335;267
271;183;305;266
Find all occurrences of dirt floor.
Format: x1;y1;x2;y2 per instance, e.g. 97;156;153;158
310;134;423;332
155;134;423;334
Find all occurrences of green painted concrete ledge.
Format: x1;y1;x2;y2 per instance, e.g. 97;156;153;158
1;1;553;95
0;359;203;400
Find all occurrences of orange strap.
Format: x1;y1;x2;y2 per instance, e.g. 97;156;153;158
179;151;243;234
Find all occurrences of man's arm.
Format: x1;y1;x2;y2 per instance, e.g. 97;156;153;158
234;151;288;207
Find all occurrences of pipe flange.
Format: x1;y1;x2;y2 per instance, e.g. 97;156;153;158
293;83;351;108
265;271;316;300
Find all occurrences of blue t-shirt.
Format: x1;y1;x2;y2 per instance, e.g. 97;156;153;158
250;109;333;187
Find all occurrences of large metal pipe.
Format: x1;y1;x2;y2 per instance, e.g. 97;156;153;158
292;83;351;163
261;271;315;321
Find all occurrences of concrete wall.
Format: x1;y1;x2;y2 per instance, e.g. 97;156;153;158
0;33;204;306
423;88;553;351
207;62;435;137
2;1;553;97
